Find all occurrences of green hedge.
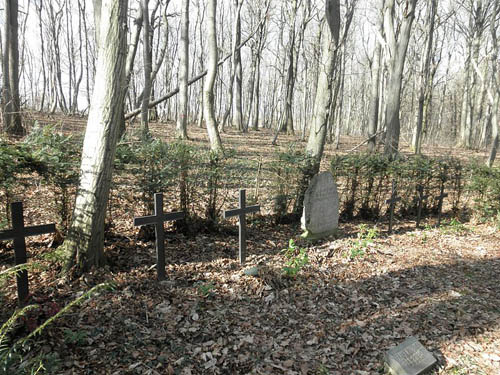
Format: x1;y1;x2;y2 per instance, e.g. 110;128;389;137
330;153;499;222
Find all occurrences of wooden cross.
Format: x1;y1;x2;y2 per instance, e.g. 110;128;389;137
0;202;56;305
416;184;429;229
224;189;260;264
436;184;448;227
385;181;401;234
133;193;184;281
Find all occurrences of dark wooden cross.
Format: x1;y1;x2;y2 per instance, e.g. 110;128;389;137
224;189;260;264
415;185;429;229
385;181;401;234
436;184;448;227
133;193;184;281
0;202;56;305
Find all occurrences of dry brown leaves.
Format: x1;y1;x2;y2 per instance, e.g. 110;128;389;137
1;120;499;374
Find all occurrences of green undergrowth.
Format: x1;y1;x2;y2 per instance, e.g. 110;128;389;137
330;152;500;224
0;282;112;375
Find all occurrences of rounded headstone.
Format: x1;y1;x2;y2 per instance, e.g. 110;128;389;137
301;171;339;239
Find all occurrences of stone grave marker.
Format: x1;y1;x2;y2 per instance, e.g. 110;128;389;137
0;201;56;305
385;336;437;375
435;184;448;227
415;185;429;229
301;171;339;239
224;189;260;264
385;180;401;234
134;193;184;280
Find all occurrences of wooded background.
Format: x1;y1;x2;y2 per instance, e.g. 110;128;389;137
1;0;499;157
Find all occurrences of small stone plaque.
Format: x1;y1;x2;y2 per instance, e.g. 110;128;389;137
385;337;437;375
301;171;339;239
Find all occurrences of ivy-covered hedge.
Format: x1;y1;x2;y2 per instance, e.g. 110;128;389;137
330;152;499;222
114;139;253;230
2;126;500;231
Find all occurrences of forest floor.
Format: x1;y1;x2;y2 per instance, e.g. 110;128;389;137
1;117;499;374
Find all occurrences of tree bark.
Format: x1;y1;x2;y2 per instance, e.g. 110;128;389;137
176;0;190;139
63;0;129;273
35;1;47;112
412;0;437;154
294;0;341;216
203;0;223;152
368;40;382;152
305;1;340;171
487;0;499;167
383;0;417;157
140;0;152;139
2;0;23;135
232;0;244;132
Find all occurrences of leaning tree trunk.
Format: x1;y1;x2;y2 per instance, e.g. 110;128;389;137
383;0;417;157
63;0;129;273
295;0;340;216
176;0;189;139
2;0;23;135
203;0;223;152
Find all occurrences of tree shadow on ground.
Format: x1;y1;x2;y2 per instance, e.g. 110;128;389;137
65;252;500;374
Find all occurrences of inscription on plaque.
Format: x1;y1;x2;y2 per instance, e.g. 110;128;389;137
385;336;437;375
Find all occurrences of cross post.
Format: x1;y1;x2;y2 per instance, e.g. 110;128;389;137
0;202;56;305
224;189;260;264
133;193;185;280
436;184;448;227
416;184;429;229
385;181;401;234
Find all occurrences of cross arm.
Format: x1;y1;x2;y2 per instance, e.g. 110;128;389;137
0;230;15;241
162;212;185;222
0;224;55;241
224;205;260;219
25;224;56;237
134;215;159;227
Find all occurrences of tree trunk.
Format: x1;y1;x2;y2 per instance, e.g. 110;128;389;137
140;0;152;139
412;0;437;154
232;0;244;132
176;0;189;139
246;43;257;131
306;2;339;169
2;0;23;135
295;0;340;216
35;1;47;112
281;0;298;135
383;0;417;157
486;0;499;167
203;0;223;153
486;97;498;167
367;40;381;152
63;0;129;273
